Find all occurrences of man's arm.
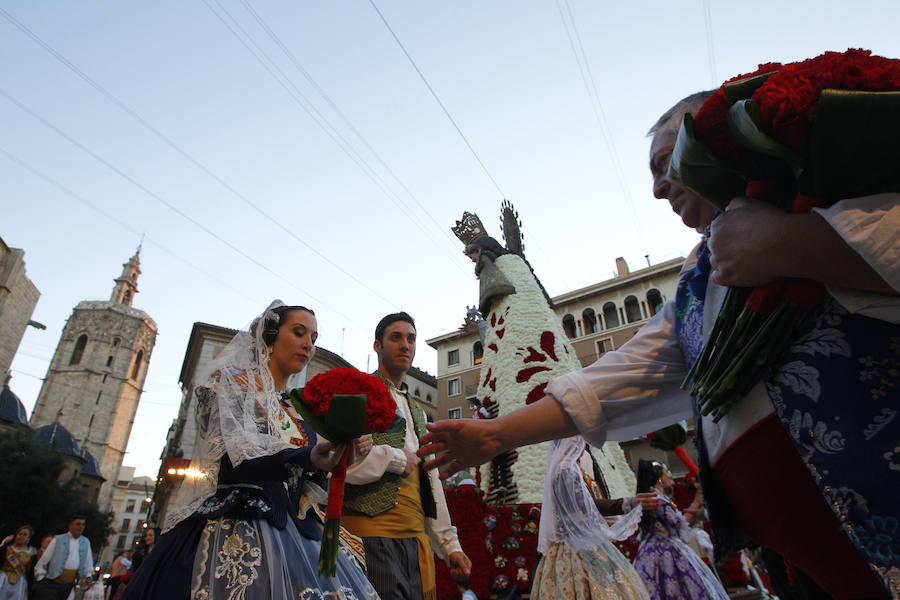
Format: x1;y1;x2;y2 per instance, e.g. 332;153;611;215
423;467;470;582
344;444;414;485
420;301;693;474
709;195;898;295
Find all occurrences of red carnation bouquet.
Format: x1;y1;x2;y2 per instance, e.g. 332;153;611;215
670;49;900;420
289;367;396;577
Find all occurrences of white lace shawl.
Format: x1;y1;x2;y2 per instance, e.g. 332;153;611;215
537;435;642;553
163;300;296;532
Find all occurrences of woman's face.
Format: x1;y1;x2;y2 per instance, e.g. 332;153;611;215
657;467;674;494
269;310;318;379
144;528;155;546
14;529;31;546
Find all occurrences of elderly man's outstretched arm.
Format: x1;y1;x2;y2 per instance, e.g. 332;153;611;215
418;395;577;477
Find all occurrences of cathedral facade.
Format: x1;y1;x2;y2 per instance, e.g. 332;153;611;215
29;249;157;510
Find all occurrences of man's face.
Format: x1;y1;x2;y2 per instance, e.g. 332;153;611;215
375;321;416;374
649;123;717;230
69;519;86;537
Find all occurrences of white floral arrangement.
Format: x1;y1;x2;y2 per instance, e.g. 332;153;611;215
477;254;635;502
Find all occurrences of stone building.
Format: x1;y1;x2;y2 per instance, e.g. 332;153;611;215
148;320;359;528
0;236;41;382
29;249;157;510
101;466;156;567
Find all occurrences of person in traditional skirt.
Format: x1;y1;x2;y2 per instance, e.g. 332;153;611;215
632;461;727;600
0;526;36;600
532;436;650;600
122;301;379;600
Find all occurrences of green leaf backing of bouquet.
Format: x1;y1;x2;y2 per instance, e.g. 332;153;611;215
649;422;688;451
668;113;747;211
289;391;368;443
806;89;900;202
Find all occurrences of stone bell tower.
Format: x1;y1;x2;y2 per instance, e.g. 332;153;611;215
30;248;157;510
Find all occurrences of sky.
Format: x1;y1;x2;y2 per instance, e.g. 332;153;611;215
3;0;898;479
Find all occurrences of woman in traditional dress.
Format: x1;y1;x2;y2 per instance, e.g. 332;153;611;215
632;461;728;600
122;301;378;600
532;436;649;600
0;526;36;600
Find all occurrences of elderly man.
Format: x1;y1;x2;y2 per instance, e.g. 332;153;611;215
341;312;471;600
33;517;94;600
420;89;899;599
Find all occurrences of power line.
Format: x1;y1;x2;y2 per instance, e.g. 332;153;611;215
201;0;466;271
0;143;256;305
367;0;506;199
11;369;180;407
702;0;717;86
0;6;404;308
239;0;464;253
0;95;356;322
555;0;643;248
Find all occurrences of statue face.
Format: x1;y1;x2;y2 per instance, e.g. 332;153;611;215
466;248;480;263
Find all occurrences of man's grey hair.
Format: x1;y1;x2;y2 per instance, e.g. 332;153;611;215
647;90;715;137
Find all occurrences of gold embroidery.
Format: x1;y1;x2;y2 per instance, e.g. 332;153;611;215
213;520;262;600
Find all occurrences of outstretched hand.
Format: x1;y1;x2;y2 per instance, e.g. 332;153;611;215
310;441;348;471
632;492;660;512
417;419;501;479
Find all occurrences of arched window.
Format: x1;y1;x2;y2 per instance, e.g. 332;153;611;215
131;350;143;379
473;341;484;365
426;393;433;404
624;295;642;323
414;388;421;398
646;289;664;317
602;302;619;329
562;314;577;339
582;308;597;334
112;337;120;347
70;334;88;365
124;290;131;304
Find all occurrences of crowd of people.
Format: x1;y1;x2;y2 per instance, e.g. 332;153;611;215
6;49;897;600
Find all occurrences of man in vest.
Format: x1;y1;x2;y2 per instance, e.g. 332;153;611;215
33;516;94;600
342;312;471;600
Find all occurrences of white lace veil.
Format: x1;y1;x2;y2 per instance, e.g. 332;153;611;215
537;435;642;553
163;300;296;532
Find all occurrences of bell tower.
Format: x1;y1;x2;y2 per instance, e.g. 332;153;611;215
30;247;157;510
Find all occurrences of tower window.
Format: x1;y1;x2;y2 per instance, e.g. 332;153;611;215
70;334;88;365
96;392;102;405
106;356;114;367
112;338;120;347
131;350;143;379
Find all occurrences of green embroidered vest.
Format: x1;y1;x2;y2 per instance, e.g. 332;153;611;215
343;378;437;518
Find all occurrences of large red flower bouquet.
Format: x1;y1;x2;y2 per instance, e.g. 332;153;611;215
670;49;900;419
289;367;395;576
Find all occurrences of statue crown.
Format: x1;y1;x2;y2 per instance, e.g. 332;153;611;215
451;212;488;247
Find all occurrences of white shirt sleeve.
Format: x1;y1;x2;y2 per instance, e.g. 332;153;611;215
546;300;694;447
425;467;464;561
344;444;408;485
34;537;56;580
813;193;900;322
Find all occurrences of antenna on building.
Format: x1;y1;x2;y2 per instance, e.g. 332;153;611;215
340;327;345;356
645;254;651;267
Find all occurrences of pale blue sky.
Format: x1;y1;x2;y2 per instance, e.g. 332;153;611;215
3;0;897;477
